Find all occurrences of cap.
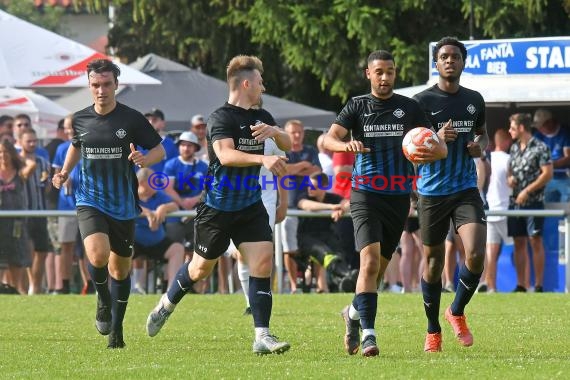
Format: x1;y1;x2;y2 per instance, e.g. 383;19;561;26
533;109;552;127
177;131;201;150
191;114;206;126
144;108;165;120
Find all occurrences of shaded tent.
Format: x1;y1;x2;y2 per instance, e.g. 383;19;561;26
56;54;336;131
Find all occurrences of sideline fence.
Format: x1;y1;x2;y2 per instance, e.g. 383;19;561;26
1;209;568;294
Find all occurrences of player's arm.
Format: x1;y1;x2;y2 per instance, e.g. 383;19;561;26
467;124;489;158
214;137;288;176
130;143;165;168
413;129;448;163
251;124;292;152
53;144;80;189
323;124;370;153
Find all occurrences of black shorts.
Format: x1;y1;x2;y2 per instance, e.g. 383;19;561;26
77;206;135;258
418;188;486;246
193;201;272;260
27;217;52;252
507;200;544;237
133;238;176;260
350;189;409;260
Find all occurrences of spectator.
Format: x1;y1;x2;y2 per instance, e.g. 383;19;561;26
532;108;570;202
134;168;184;290
507;113;553;293
190;114;209;162
163;131;209;255
13;114;50;162
485;128;513;293
19;128;52;295
0;140;31;294
282;119;321;293
0;115;14;136
316;133;334;177
297;173;356;293
143;108;179;172
45;119;66;164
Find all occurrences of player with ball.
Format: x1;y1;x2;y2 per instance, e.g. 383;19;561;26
413;37;489;353
324;50;447;357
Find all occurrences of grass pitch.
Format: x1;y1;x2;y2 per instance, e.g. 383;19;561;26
1;293;569;379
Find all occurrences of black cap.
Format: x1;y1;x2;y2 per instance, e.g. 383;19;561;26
144;108;165;120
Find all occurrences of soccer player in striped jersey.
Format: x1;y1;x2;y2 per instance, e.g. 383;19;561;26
53;59;165;349
146;55;292;355
412;37;489;352
324;50;447;357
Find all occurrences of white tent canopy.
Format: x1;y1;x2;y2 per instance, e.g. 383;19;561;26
395;74;570;107
0;9;160;88
0;87;69;139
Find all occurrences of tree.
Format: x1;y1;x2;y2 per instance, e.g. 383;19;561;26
0;0;68;35
77;0;570;109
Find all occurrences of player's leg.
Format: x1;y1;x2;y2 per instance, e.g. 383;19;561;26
418;193;453;352
446;189;486;347
237;201;289;355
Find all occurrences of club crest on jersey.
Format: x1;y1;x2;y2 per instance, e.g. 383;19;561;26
116;129;127;139
467;104;476;115
393;108;405;118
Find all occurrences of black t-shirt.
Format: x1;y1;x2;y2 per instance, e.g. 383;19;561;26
72;102;162;219
297;192;344;236
205;102;277;211
335;93;429;194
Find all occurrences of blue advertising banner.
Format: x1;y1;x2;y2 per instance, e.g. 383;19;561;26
429;37;570;77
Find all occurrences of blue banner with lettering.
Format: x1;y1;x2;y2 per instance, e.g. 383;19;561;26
429;37;570;76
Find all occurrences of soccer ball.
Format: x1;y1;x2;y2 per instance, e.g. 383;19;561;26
402;127;439;163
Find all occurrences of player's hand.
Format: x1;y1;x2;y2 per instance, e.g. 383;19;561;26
251;123;278;142
263;155;288;176
437;119;457;142
466;141;482;157
344;140;371;153
128;143;145;168
52;170;69;189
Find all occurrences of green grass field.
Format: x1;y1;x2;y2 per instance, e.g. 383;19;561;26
1;293;569;379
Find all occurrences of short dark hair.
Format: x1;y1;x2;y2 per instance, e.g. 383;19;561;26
309;172;330;188
0;115;14;125
57;118;65;130
87;59;121;82
509;113;533;132
432;36;467;62
367;50;395;65
15;114;31;123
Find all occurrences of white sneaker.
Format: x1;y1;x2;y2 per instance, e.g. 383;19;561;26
146;294;172;337
252;335;290;355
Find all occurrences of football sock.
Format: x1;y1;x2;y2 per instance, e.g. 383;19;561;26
249;276;272;328
354;292;377;330
451;265;481;315
110;275;130;333
237;259;250;307
421;277;442;333
349;302;360;321
87;262;111;305
167;261;194;304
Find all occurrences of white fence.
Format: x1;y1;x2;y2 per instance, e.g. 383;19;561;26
1;209;568;294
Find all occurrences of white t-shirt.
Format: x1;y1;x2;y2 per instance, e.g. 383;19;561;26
486;150;512;222
261;138;285;230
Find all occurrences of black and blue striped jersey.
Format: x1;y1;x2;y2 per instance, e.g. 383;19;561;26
413;85;486;196
205;103;276;211
71;103;162;220
335;93;430;194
